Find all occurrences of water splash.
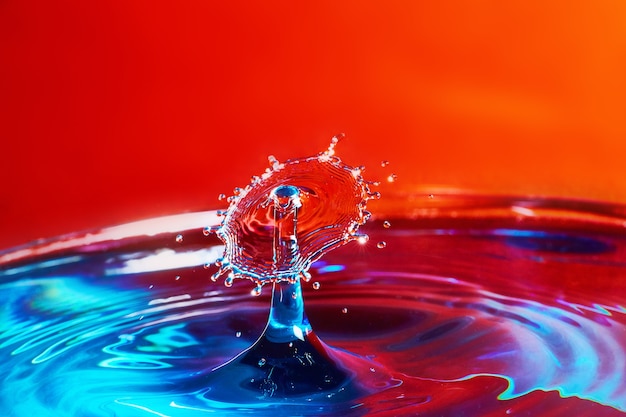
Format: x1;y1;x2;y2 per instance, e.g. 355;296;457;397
210;135;378;294
200;136;395;403
0;197;625;415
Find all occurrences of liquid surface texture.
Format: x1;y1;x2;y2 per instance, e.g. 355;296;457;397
1;195;626;416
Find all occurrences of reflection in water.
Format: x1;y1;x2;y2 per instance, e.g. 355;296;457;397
0;202;625;416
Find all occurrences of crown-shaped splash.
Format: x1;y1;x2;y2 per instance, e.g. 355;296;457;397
200;135;394;405
209;134;380;296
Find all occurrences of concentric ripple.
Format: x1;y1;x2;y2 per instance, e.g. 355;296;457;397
0;200;625;416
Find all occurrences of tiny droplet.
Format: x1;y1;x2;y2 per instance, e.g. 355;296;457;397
251;285;262;296
203;226;212;236
428;194;434;199
175;275;180;281
383;220;391;228
357;234;369;245
148;284;154;289
381;160;389;167
218;193;226;201
258;358;267;367
387;173;397;183
224;275;234;287
175;234;183;243
236;331;242;338
341;307;348;314
291;291;298;299
312;282;321;290
377;241;387;249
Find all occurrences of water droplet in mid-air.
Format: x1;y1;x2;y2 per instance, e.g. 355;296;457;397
381;160;389;167
312;282;321;290
387;174;398;183
377;241;387;249
175;234;183;243
383;220;391;229
342;307;348;314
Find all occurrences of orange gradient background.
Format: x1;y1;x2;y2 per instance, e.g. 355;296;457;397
2;2;626;249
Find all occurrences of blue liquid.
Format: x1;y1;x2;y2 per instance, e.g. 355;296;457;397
1;195;626;416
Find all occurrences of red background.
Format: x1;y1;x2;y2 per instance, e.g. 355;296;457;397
2;2;626;250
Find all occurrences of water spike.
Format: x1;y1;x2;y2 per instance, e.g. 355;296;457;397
270;185;302;276
203;135;393;403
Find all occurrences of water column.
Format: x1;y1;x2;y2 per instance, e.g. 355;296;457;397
265;185;312;343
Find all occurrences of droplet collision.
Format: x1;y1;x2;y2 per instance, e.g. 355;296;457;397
209;136;376;291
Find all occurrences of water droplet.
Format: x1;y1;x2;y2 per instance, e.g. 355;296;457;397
381;160;389;167
258;358;266;367
357;234;369;245
233;187;242;196
383;220;391;228
236;331;242;338
251;285;263;297
370;367;376;373
387;173;398;183
175;234;183;243
291;291;298;299
377;241;387;249
428;194;434;199
342;307;348;314
148;284;154;289
312;282;321;290
218;193;226;201
175;275;180;281
369;191;381;200
224;275;234;287
203;226;212;236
